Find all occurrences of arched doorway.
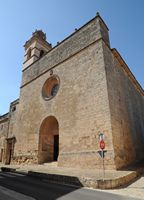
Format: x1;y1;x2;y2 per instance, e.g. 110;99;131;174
38;116;59;164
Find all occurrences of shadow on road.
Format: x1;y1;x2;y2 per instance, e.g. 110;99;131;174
0;170;83;200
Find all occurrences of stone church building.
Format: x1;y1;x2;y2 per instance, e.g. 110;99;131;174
0;14;144;169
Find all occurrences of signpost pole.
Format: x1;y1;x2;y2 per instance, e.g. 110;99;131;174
98;133;106;181
102;149;105;180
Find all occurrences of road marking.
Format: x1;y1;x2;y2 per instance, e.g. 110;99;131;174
0;172;16;178
0;185;36;200
8;172;26;177
0;172;26;178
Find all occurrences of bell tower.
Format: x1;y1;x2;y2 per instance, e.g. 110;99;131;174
23;30;52;70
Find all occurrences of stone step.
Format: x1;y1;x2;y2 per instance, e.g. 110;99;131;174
43;162;58;167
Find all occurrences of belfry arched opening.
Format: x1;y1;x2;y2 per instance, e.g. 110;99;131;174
38;116;59;164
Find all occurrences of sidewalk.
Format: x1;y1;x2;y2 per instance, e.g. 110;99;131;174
102;175;144;200
1;161;144;190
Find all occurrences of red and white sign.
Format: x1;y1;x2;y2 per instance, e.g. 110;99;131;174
100;140;105;150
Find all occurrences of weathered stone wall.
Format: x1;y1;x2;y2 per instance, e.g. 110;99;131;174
0;114;9;162
8;99;19;139
103;41;144;169
0;115;9;139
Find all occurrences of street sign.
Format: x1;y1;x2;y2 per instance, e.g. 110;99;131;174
97;150;107;158
100;139;105;150
98;133;104;141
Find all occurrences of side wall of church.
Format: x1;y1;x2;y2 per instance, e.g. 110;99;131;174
103;41;144;169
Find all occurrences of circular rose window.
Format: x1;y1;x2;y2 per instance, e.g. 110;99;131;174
42;76;60;100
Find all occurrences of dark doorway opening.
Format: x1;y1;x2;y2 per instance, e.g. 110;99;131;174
5;137;16;165
54;135;59;161
0;149;3;162
38;116;59;164
8;148;12;165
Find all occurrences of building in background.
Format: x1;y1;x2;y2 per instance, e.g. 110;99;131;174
0;13;144;169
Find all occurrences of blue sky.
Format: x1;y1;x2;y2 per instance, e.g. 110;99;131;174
0;0;144;114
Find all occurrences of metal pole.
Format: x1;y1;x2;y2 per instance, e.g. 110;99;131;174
102;150;105;180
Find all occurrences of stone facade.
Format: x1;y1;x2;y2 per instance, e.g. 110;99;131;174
0;14;144;169
0;113;9;163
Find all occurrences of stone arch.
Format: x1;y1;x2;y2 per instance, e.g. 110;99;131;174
39;49;44;58
38;116;59;164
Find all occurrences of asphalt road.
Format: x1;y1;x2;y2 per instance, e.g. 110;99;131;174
0;171;142;200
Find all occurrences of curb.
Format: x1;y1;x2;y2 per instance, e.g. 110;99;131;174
1;166;143;189
28;171;83;187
